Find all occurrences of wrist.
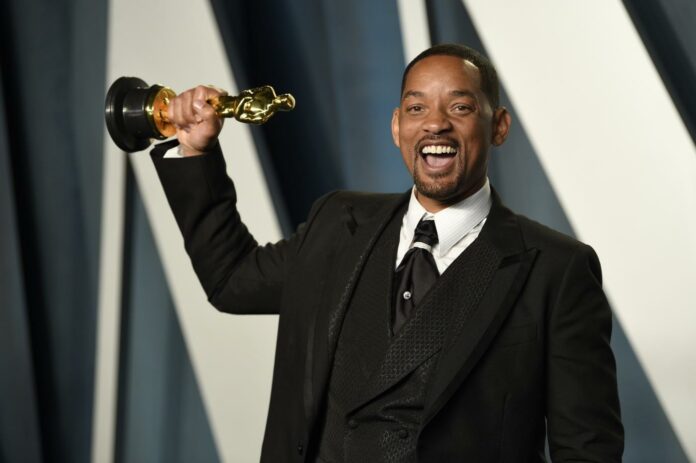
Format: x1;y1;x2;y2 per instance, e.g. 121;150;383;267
178;144;207;157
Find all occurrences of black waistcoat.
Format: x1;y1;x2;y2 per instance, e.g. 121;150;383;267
315;207;445;463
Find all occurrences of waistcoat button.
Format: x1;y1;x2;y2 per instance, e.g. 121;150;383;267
398;429;409;439
348;419;359;429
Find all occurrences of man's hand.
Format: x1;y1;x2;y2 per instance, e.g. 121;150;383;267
167;85;226;156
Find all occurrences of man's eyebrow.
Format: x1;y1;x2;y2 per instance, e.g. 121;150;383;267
450;89;477;99
401;89;478;100
402;90;424;100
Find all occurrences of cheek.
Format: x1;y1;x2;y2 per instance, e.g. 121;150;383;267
460;124;490;154
399;132;416;156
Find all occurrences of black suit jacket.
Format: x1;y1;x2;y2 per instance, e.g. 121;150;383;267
152;141;623;462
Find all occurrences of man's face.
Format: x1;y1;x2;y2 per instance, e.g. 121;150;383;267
392;55;510;211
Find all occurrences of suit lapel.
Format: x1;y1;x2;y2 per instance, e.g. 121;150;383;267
305;192;408;425
345;230;501;413
422;190;538;424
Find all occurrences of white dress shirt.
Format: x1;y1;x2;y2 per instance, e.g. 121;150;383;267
163;144;186;158
395;180;492;274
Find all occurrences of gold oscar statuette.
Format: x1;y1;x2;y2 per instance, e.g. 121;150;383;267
105;77;296;152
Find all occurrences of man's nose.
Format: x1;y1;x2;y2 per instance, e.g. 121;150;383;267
423;109;452;133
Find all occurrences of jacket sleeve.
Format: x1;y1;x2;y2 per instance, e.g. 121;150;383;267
546;244;624;462
150;140;334;315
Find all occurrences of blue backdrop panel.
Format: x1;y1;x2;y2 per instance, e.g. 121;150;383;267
0;69;43;463
0;0;107;460
210;0;411;230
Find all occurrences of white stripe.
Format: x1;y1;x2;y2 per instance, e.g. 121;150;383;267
463;0;696;458
396;0;431;64
91;140;126;463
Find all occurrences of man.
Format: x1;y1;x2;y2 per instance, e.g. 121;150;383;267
151;44;623;462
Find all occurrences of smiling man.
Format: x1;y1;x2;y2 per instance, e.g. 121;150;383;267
393;51;510;212
151;44;623;462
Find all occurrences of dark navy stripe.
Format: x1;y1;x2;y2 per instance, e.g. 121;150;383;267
622;0;696;145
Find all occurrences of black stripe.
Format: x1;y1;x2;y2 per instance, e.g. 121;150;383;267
622;0;696;145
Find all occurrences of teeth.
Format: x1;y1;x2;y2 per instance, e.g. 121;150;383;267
421;145;457;154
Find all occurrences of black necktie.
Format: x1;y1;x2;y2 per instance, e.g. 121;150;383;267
393;218;440;334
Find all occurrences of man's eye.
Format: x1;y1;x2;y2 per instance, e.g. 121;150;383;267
407;105;424;113
453;104;473;112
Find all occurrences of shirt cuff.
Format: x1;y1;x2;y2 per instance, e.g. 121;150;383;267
163;144;185;158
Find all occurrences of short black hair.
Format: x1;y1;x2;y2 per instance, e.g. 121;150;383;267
400;43;500;109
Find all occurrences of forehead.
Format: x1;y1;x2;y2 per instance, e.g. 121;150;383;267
403;55;482;94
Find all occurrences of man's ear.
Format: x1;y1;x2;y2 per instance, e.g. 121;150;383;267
391;108;401;148
491;107;512;146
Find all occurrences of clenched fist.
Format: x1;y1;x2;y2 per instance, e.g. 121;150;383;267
167;85;226;156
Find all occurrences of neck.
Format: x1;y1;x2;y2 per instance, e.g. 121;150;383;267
415;178;486;213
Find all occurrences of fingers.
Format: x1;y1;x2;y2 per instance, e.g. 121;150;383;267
191;86;218;122
168;85;227;155
168;85;226;131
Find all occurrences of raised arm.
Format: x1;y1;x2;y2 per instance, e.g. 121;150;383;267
149;85;317;314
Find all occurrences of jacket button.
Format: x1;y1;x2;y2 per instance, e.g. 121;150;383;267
348;419;359;429
297;443;303;455
398;429;409;439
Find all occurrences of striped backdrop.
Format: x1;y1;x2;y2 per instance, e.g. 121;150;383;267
1;1;694;461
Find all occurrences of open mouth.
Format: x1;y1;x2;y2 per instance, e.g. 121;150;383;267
418;143;458;170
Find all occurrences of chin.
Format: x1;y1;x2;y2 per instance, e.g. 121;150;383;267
414;178;461;202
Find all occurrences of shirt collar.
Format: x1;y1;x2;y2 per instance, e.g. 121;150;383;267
404;179;492;257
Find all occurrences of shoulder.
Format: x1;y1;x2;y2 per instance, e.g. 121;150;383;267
487;188;591;262
310;190;405;220
511;212;602;282
486;189;601;272
515;214;584;253
296;189;406;244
